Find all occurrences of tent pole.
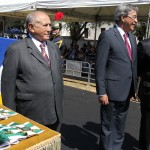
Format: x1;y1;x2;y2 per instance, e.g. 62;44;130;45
94;8;102;46
94;21;97;47
2;16;5;37
3;20;4;37
145;4;150;39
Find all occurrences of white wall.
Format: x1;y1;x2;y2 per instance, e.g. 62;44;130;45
61;22;114;48
86;22;114;40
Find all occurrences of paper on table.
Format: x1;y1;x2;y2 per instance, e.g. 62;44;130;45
0;122;44;149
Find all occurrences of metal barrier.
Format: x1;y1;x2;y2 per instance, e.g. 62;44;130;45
62;59;95;84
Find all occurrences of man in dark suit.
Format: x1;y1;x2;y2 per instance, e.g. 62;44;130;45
137;39;150;150
1;11;64;131
95;3;138;150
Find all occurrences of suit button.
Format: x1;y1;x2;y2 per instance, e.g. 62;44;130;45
129;77;131;79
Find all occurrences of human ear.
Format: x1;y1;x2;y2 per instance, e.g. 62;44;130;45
121;16;125;22
28;23;34;32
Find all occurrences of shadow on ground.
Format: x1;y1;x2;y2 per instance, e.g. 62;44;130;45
61;122;99;150
61;86;140;150
122;133;139;150
61;122;138;150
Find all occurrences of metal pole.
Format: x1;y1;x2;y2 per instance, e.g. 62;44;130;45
94;21;98;47
87;63;91;85
145;4;150;39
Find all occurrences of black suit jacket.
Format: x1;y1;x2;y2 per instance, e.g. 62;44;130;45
1;38;64;125
95;27;137;101
138;39;150;99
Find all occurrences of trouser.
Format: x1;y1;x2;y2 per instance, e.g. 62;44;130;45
99;99;130;150
45;119;61;132
139;99;150;150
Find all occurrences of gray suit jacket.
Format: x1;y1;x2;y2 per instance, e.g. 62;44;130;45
95;27;137;101
1;38;64;125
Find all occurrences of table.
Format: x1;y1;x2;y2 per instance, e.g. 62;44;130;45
0;105;61;150
0;94;2;104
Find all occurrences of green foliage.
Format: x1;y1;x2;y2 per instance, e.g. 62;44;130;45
65;22;88;44
65;21;109;44
68;22;80;43
134;23;146;41
13;20;25;31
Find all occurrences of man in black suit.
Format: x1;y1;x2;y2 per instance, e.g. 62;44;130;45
95;3;138;150
137;39;150;150
1;11;64;131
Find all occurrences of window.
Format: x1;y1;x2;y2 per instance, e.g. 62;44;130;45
101;28;105;32
84;28;88;38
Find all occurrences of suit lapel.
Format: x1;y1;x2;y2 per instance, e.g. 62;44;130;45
113;28;132;62
47;40;56;70
26;38;50;69
46;41;58;84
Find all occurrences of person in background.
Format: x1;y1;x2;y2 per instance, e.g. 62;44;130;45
86;46;96;64
95;3;138;150
50;21;66;58
76;47;86;61
1;11;64;132
137;39;150;150
67;43;79;60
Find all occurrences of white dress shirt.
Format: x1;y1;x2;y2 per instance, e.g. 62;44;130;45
29;34;49;58
116;25;131;48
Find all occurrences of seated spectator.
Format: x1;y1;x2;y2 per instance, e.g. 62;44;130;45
87;46;96;64
76;48;86;61
68;43;78;60
62;45;69;59
87;41;92;49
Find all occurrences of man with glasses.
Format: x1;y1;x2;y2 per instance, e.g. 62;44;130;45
95;3;138;150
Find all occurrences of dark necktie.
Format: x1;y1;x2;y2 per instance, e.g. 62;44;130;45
123;33;132;60
40;43;50;67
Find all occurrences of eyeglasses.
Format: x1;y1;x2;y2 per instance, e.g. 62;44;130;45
127;15;138;20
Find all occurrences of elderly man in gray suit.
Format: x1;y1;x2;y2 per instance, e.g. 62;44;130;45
1;11;64;131
95;3;138;150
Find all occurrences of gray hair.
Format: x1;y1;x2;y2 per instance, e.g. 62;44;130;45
26;11;48;27
114;3;138;23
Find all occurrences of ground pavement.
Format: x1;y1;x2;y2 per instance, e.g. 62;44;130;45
61;79;141;150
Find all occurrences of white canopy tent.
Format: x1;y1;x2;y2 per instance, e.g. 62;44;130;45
0;0;150;38
0;0;149;22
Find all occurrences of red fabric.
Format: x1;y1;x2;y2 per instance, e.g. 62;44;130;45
123;33;132;60
54;12;64;21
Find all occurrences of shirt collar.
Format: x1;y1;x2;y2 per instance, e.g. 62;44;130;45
115;25;127;38
29;34;47;46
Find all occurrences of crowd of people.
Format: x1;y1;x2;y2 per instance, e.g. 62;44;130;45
63;42;96;65
1;2;150;150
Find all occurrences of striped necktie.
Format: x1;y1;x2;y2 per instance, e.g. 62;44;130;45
40;43;50;67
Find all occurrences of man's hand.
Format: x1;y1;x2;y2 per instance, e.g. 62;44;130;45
99;95;109;105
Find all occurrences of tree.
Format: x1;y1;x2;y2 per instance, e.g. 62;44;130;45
65;22;88;44
13;20;26;33
134;22;146;41
65;21;110;44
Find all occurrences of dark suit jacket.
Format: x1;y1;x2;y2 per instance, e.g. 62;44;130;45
137;39;150;99
95;27;137;101
1;38;64;125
